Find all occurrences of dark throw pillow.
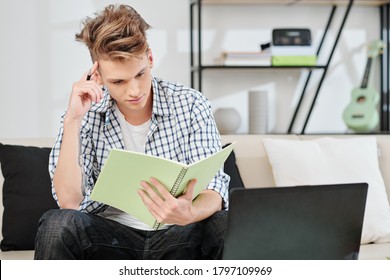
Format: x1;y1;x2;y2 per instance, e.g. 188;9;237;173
0;144;59;251
223;143;245;190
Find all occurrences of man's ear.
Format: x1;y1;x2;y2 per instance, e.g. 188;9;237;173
147;48;154;68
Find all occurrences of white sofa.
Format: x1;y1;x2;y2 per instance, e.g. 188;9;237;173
1;135;390;260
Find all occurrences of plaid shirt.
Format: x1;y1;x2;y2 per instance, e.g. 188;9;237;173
49;77;230;214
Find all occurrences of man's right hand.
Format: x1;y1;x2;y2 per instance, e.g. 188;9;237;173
53;61;104;209
65;61;104;122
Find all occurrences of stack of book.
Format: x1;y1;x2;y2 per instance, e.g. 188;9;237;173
215;51;271;66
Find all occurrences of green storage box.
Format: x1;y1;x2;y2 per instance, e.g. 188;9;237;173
272;55;317;66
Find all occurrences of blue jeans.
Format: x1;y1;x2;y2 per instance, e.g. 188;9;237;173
34;209;227;260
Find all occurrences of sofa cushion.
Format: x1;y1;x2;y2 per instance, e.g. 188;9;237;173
0;144;59;251
262;137;390;245
223;143;245;190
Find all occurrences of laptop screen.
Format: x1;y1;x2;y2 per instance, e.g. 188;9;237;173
223;183;368;260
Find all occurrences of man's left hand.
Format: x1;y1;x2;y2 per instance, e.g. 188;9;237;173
137;177;198;226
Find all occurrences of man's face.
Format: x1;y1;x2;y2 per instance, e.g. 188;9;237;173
97;50;154;118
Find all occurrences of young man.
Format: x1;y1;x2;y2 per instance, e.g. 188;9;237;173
34;4;230;260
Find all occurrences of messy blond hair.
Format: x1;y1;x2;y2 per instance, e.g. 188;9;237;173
75;4;151;61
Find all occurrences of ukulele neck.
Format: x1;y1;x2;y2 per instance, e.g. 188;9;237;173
360;57;372;89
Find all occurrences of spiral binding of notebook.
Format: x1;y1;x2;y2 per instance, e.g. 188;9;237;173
152;167;189;230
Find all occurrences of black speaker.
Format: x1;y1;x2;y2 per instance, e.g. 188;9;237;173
272;28;311;46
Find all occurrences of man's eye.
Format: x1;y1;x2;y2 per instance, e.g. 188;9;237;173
113;80;123;85
136;72;145;78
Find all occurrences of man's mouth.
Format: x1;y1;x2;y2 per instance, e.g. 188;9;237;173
127;95;144;104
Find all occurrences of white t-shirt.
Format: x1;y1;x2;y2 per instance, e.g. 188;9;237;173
98;103;169;231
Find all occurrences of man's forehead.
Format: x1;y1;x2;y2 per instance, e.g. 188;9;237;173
98;57;147;78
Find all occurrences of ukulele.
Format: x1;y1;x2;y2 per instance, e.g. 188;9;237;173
342;40;384;132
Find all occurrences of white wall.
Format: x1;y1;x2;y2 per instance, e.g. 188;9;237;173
0;0;384;137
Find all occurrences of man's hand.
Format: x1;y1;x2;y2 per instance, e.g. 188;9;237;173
65;61;104;122
137;177;198;226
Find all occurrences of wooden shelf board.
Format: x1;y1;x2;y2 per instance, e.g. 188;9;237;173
200;0;390;6
192;65;327;70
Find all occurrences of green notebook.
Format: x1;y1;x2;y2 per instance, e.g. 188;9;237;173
90;142;235;229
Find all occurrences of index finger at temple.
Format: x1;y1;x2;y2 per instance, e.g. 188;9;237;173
90;61;99;77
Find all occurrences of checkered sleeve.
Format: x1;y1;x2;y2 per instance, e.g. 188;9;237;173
188;94;230;209
48;115;64;207
48;114;106;213
77;120;107;213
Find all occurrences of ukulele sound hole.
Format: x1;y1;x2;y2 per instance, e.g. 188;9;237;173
357;96;366;103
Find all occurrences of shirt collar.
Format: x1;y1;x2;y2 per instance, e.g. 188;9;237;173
151;77;172;118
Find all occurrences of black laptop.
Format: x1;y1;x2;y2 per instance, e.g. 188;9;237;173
223;183;368;260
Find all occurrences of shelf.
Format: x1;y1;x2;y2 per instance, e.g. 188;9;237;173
190;0;390;133
199;0;390;6
192;65;327;70
190;0;353;133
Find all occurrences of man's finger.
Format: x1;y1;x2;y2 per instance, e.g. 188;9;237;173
183;179;197;200
88;61;99;80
